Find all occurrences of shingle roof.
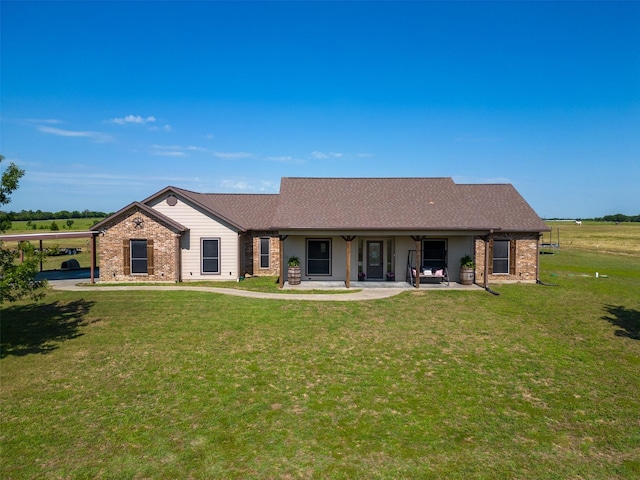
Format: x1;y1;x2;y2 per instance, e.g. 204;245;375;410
140;178;548;233
271;177;549;232
162;187;279;231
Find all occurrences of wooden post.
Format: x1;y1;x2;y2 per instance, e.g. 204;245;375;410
415;239;421;288
484;234;491;289
39;239;43;272
345;239;351;288
90;234;96;284
341;236;356;288
278;235;287;289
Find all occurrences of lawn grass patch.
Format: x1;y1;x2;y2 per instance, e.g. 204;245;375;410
2;250;639;478
86;275;359;294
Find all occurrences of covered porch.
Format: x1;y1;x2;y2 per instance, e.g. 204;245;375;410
277;230;489;289
281;280;484;291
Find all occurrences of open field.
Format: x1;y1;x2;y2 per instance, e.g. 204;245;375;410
2;218;105;270
8;218;105;233
544;221;640;256
1;225;639;478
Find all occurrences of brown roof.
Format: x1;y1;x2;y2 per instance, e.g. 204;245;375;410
271;177;549;232
150;187;279;231
136;178;547;233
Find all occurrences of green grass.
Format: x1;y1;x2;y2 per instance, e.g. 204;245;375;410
2;218;104;270
90;276;359;294
8;217;105;233
1;249;639;478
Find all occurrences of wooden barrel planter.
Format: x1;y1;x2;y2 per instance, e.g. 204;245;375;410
288;266;301;285
459;267;474;285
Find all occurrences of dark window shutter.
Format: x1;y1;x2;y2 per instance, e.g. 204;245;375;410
123;239;130;275
509;240;517;275
487;238;494;275
147;239;154;275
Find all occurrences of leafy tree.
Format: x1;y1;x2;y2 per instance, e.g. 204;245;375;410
0;154;47;303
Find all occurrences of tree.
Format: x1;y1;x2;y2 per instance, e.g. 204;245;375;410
0;154;47;303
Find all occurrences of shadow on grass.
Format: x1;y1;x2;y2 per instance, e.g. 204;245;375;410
0;300;95;358
602;304;640;340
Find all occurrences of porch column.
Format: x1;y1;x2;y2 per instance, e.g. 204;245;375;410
90;234;96;284
175;234;182;283
411;236;425;288
278;235;287;289
483;233;492;289
342;236;356;288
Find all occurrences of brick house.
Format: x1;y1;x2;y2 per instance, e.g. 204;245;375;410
92;178;549;288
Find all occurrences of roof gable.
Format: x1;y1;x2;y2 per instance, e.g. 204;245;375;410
271;177;548;232
143;186;279;232
92;201;188;233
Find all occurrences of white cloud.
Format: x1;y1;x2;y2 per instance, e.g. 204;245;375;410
148;124;172;132
357;152;374;158
311;151;343;159
26;118;64;124
216;178;279;192
266;156;305;165
110;115;157;125
151;144;187;157
150;145;252;160
213;151;254;160
37;126;112;143
152;150;185;157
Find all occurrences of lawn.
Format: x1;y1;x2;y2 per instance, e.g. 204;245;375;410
1;237;639;478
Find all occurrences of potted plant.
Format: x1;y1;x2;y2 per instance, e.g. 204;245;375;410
287;256;301;285
386;272;395;281
459;255;475;285
358;271;366;281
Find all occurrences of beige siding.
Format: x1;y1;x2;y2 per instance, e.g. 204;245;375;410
149;194;240;281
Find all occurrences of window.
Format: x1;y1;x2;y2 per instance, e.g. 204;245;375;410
492;240;510;274
259;237;270;269
202;238;220;274
307;239;331;275
422;239;447;270
130;239;149;274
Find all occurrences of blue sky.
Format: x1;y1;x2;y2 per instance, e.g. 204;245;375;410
1;1;638;218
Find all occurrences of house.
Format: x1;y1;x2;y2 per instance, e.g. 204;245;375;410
92;177;550;288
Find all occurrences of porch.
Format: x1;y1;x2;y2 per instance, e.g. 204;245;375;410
282;280;483;291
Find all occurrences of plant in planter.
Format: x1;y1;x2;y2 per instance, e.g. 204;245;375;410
386;272;395;281
358;271;366;281
287;256;301;285
459;255;475;285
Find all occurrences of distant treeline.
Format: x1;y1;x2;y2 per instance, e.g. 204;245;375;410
592;214;640;222
546;214;640;222
1;209;110;221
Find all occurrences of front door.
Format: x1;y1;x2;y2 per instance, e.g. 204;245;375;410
366;241;384;279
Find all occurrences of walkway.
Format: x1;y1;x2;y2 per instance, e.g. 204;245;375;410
47;278;483;302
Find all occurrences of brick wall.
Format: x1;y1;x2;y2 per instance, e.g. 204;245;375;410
99;207;180;282
243;231;280;276
474;233;540;284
